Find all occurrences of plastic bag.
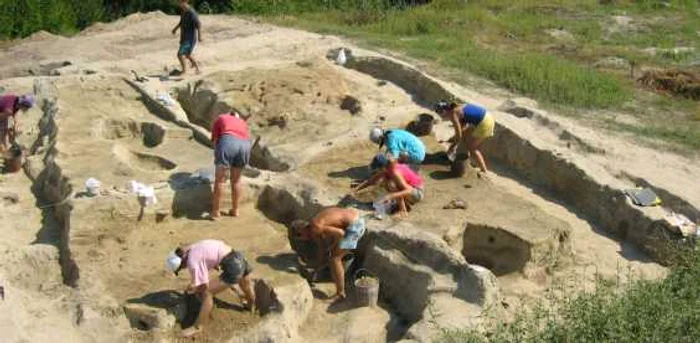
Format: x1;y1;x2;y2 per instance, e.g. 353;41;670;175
130;180;158;206
336;49;347;65
373;197;396;220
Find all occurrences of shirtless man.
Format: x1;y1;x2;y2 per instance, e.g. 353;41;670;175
292;207;366;300
165;239;255;338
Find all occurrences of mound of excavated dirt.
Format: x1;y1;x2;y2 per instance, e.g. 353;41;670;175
176;60;357;145
638;69;700;100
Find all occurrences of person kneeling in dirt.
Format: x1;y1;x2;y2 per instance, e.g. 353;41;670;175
292;207;366;301
0;93;34;152
353;154;425;218
369;127;425;170
433;100;495;176
210;112;251;219
165;239;255;338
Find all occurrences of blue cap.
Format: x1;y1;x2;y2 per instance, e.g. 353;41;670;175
370;154;389;170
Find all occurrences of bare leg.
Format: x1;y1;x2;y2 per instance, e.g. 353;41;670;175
238;275;256;312
330;248;348;299
385;179;398;192
182;279;230;337
0;132;6;152
211;167;227;219
229;168;243;217
466;136;488;173
186;55;200;74
396;196;408;217
0;123;7;152
177;54;187;74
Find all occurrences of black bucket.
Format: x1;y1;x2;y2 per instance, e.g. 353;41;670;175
4;144;23;173
406;113;435;137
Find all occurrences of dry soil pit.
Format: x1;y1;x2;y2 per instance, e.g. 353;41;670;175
68;193;305;342
462;224;533;276
172;60;379;171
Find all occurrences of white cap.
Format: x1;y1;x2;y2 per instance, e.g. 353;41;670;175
369;127;384;144
165;251;182;273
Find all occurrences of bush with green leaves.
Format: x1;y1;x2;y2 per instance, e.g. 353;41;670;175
437;250;700;343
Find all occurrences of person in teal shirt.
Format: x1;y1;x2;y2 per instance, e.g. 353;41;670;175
369;127;425;167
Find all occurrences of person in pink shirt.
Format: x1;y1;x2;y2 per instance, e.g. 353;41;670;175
210;112;251;219
0;93;34;152
165;239;255;338
353;154;425;217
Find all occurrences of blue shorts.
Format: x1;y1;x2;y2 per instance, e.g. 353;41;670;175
214;135;251;168
178;41;196;56
338;217;366;250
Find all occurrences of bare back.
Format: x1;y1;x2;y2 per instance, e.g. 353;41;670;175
310;207;358;237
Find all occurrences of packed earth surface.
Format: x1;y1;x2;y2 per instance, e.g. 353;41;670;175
0;12;698;343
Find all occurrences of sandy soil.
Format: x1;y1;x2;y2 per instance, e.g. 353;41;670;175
0;10;695;343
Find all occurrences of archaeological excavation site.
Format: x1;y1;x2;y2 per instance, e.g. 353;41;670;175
1;12;698;343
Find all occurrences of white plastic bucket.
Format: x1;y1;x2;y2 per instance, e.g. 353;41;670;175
85;178;101;196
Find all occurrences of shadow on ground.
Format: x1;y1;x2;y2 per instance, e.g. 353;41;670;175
169;172;212;220
328;165;370;182
256;253;299;274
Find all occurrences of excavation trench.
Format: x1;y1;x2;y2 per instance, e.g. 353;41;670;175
256;182;499;342
23;47;680;342
335;49;696;264
27;95;79;287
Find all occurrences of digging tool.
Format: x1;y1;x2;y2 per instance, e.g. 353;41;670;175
130;70;148;83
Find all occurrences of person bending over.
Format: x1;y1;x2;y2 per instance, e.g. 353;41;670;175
434;100;495;175
292;207;366;300
165;239;255;338
368;127;425;170
210;112;251;219
0;93;34;152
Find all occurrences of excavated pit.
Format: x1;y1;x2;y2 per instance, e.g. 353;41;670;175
462;224;532;276
172;61;370;172
112;145;178;172
7;37;686;343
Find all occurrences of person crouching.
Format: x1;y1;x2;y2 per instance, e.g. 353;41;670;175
165;239;255;338
353;154;425;218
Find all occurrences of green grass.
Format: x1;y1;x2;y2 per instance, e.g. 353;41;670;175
273;3;634;109
258;0;699;151
437;250;700;343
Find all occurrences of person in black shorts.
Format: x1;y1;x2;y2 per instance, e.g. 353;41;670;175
171;0;202;75
165;239;254;338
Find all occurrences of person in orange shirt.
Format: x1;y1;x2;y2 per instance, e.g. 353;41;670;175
210;112;251;219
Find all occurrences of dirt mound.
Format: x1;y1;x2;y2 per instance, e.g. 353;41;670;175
202;60;350;124
80;11;169;36
22;30;64;43
638;69;700;100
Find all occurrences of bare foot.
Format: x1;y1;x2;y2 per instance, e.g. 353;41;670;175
227;209;239;217
204;212;220;221
329;293;346;302
181;326;202;338
391;211;408;220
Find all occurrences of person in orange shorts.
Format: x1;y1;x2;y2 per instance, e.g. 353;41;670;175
434;100;495;175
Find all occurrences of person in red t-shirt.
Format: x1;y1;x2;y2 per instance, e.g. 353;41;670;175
210;112;251;219
0;94;35;152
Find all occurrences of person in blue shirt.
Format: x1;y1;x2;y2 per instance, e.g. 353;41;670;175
369;127;425;168
434;100;495;175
